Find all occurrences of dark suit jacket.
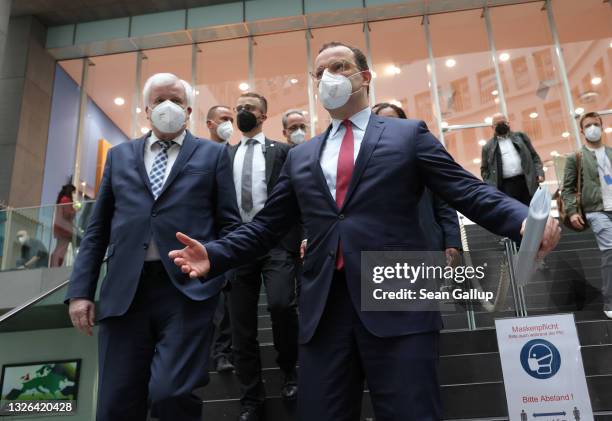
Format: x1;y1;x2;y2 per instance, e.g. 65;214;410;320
205;115;528;343
418;188;461;251
65;131;242;320
229;137;300;254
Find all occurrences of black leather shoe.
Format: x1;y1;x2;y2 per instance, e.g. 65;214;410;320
237;406;263;421
215;356;235;373
280;370;298;401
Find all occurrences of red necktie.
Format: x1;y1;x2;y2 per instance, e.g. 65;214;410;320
335;119;354;270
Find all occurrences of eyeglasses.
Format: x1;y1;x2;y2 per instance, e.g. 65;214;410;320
310;59;356;82
235;104;259;113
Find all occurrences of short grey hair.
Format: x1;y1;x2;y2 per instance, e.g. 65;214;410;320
282;109;305;129
143;73;194;108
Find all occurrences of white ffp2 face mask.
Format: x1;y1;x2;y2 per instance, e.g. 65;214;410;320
290;129;306;145
151;100;187;134
318;69;364;110
216;120;234;142
584;125;602;143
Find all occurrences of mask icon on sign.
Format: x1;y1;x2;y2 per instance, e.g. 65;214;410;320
527;343;554;375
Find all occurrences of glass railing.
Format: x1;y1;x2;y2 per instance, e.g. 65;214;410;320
0;201;95;272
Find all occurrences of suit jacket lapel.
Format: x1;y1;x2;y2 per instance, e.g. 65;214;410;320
264;138;275;186
310;125;337;210
229;143;238;163
134;133;154;198
340;114;385;211
156;130;198;200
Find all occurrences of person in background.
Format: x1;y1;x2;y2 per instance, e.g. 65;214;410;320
206;105;234;144
562;111;612;319
481;113;544;205
206;104;236;373
282;109;309;147
16;229;48;269
227;92;299;421
372;102;461;263
51;184;77;267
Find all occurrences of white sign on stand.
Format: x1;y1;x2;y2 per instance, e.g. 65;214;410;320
495;314;593;421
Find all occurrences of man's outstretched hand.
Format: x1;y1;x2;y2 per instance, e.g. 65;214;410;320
168;232;210;278
520;216;561;259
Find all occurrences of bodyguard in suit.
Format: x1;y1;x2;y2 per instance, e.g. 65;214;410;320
169;43;561;421
206;104;236;373
228;93;299;421
66;73;241;421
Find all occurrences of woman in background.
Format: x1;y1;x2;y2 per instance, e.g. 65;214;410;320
51;184;76;267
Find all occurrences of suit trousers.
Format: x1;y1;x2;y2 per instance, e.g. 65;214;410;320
298;271;442;421
211;288;233;363
500;175;531;206
96;261;217;421
229;247;299;408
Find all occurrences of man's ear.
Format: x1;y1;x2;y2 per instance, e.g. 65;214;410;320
282;129;288;138
206;120;213;129
186;106;193;116
362;70;372;87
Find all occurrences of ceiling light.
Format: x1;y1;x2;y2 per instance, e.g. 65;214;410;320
562;131;570;138
472;158;481;164
140;127;148;134
441;121;449;128
136;107;141;114
195;90;200;95
591;77;602;86
491;90;499;96
494;98;500;104
371;71;377;78
385;65;401;75
478;139;487;146
529;112;538;119
389;99;402;107
605;127;612;134
114;97;125;106
290;78;298;84
575;107;584;115
445;58;456;68
239;82;249;91
543;167;549;172
550;150;559;157
484;116;493;125
499;52;510;62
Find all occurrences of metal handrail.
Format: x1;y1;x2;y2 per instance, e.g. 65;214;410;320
0;279;70;324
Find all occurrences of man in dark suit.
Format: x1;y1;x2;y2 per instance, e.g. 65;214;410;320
206;104;236;373
169;43;561;421
66;73;241;421
228;92;299;421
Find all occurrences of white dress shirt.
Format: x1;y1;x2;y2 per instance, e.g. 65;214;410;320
233;132;267;222
143;130;186;261
497;136;524;179
320;107;371;200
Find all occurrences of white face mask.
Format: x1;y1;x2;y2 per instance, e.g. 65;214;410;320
584;125;602;143
216;120;233;142
17;236;26;245
289;129;306;145
151;100;187;134
318;69;364;110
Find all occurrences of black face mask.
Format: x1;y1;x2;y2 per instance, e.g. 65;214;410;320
495;122;510;136
237;110;258;133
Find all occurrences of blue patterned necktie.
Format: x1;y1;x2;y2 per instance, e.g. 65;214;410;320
149;140;174;198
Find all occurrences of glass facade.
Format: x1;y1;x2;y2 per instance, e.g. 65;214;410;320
48;1;612;203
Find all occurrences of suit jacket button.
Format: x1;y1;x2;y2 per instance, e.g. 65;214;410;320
143;243;148;250
329;250;335;257
339;214;345;220
151;211;157;217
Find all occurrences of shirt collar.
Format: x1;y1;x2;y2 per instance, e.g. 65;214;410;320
148;130;186;148
240;132;266;145
330;107;372;137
